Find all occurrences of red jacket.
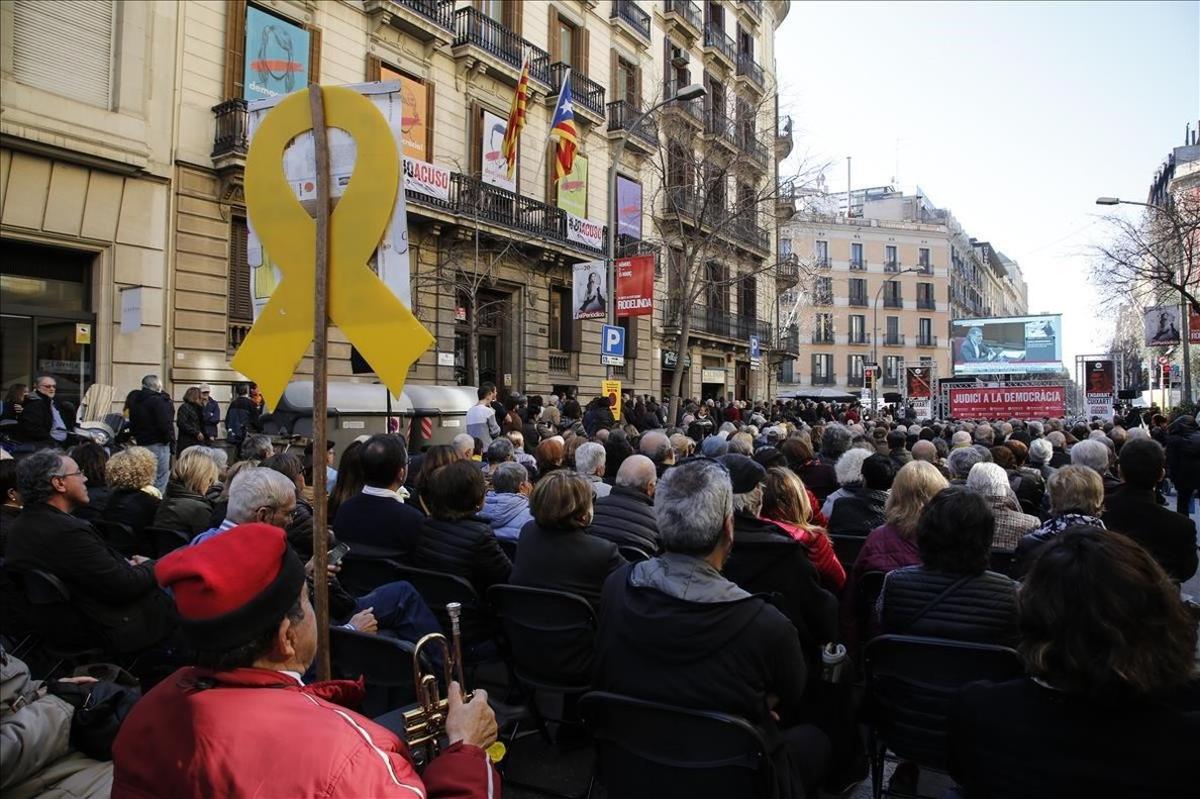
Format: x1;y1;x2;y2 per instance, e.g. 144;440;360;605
112;667;500;799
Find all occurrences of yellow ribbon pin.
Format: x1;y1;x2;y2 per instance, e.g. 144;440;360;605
232;86;434;408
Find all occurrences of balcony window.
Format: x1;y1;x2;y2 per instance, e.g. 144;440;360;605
849;314;866;343
919;247;932;273
816;240;829;267
851;242;864;269
849;277;867;306
885;244;898;271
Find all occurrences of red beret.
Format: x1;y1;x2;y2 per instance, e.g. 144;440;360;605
156;523;305;651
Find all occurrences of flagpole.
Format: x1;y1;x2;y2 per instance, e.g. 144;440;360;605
533;68;571;207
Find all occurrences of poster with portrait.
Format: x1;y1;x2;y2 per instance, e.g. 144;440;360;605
905;366;932;399
481;109;515;192
1144;305;1182;347
381;66;429;160
557;155;588;218
616;175;642;239
243;5;311;101
1084;360;1114;395
573;260;607;320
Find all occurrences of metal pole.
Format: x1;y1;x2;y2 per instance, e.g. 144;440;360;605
846;156;852;219
308;84;332;682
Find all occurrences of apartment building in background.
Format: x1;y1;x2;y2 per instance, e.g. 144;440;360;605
0;0;792;410
777;184;1027;398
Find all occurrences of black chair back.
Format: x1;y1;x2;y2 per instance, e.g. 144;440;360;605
328;626;431;718
94;519;139;557
338;554;406;597
497;537;518;562
617;544;652;563
389;564;493;653
579;691;775;799
17;568;101;654
830;534;867;569
865;634;1023;771
487;584;596;691
147;526;190;558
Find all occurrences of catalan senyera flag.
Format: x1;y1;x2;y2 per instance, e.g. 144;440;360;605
549;69;578;181
502;57;530;181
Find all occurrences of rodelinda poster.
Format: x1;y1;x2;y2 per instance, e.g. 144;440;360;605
615;255;654;317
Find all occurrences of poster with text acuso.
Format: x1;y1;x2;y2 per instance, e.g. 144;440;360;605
245;81;413;319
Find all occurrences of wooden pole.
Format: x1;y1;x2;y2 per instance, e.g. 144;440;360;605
308;83;332;681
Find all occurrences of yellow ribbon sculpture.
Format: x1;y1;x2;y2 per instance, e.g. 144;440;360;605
232;86;434;407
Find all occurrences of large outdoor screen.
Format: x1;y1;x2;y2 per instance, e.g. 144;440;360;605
950;314;1063;376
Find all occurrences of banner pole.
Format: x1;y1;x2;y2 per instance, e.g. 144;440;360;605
309;84;332;682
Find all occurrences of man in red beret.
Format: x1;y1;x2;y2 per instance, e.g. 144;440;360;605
111;523;500;798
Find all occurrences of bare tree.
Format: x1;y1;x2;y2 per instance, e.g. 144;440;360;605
633;85;825;423
1091;189;1200;315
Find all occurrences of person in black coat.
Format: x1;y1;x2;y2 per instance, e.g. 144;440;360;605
101;446;163;550
1102;437;1198;583
588;454;660;555
948;527;1199;799
332;434;424;557
879;488;1018;645
1165;414;1200;516
594;459;830;799
14;376;74;448
175;387;209;452
511;471;624;609
126;380;174;447
6;450;176;655
412;458;512;597
153;448;220;538
827;454;893;537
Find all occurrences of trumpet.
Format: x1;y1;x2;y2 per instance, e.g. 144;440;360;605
402;602;505;766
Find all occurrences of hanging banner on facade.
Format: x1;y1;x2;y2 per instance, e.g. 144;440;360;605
246;81;413;316
381;66;429;160
905;366;932;399
1084;360;1114;395
1144;305;1183;347
481;108;515;191
403;157;450;201
244;5;311;101
557;154;588;218
1191;308;1200;343
573;260;607;319
615;254;654;317
616;175;642;239
566;213;604;251
949;386;1066;419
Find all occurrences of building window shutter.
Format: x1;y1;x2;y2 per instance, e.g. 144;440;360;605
12;0;114;108
579;28;589;74
366;54;381;81
619;316;639;360
306;24;322;82
224;0;248;100
228;218;253;323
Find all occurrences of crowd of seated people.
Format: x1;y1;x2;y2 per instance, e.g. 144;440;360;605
1;383;1197;798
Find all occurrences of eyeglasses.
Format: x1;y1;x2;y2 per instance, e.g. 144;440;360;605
52;470;84;479
39;383;57;390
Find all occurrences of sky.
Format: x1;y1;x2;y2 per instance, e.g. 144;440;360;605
775;0;1200;372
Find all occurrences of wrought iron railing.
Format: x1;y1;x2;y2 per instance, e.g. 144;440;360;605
665;299;772;342
916;335;939;348
452;7;550;84
607;98;658;147
883;296;904;309
664;79;704;123
396;0;454;29
736;53;764;89
812;331;835;345
811;374;837;386
883;333;907;346
664;0;703;31
610;0;651;40
917;297;937;310
703;23;737;63
549;62;605;118
212;99;249;160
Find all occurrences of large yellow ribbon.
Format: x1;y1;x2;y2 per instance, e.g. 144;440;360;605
232;86;434;408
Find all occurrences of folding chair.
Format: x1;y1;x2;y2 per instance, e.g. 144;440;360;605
831;534;867;569
328;626;429;718
617;544;652;563
16;568;105;673
579;691;776;799
864;634;1023;799
147;526;190;558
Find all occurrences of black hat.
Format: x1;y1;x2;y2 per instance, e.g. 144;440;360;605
720;454;765;494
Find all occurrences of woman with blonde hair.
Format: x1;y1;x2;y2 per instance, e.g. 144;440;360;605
153;447;219;537
760;467;845;592
101;445;162;543
853;460;949;579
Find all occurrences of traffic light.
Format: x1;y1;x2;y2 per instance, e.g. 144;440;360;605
864;366;875;390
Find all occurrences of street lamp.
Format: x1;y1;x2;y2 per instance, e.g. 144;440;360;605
1095;196;1193;403
871;266;923;415
606;83;706;377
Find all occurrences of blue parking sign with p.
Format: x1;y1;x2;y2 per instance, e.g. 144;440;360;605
749;335;761;360
602;324;625;358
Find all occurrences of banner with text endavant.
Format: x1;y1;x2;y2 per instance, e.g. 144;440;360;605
949;385;1066;419
615;254;654;317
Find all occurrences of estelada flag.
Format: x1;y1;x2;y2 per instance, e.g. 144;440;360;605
549;69;578;180
501;57;530;181
616;255;655;317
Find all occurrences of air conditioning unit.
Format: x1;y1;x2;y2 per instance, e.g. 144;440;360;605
671;47;690;68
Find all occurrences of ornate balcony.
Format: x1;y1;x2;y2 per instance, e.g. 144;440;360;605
664;0;702;38
548;62;605;122
610;0;651;43
702;23;736;68
211;99;249;203
776;114;794;159
663;79;704;127
776;253;800;288
703;109;738;152
452;7;550;87
665;300;772;343
736;53;765;92
607;98;658;152
777;178;796;222
916;335;939;348
847;333;872;346
363;0;454;44
917;297;937;310
776;326;800;358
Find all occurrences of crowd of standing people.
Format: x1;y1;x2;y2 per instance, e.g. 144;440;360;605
1;375;1198;798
